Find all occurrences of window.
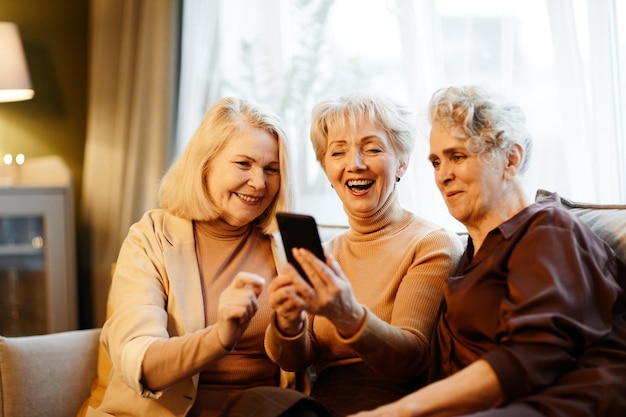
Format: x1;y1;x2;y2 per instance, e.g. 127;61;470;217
177;0;626;231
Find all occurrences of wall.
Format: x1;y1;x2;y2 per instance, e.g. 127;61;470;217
1;0;89;325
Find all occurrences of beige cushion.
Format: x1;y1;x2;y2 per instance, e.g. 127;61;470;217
535;189;626;264
0;328;100;417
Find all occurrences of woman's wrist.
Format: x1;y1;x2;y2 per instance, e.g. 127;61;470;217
275;313;305;337
215;326;236;351
335;304;367;338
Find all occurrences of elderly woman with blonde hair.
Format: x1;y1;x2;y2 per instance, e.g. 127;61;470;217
87;96;296;417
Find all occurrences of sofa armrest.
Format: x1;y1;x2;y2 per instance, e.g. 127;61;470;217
0;328;101;417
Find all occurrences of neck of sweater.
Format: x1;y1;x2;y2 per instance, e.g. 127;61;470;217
346;190;409;238
194;218;253;240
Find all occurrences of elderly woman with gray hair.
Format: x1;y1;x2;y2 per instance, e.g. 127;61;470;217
351;85;626;417
259;92;463;417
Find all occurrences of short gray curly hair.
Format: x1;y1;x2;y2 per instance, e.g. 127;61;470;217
428;85;533;175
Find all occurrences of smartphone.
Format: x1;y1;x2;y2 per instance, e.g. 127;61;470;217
276;212;326;284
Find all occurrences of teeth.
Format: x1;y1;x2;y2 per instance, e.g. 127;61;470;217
347;180;373;187
237;193;260;202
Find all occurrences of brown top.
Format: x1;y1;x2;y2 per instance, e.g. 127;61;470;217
431;192;626;416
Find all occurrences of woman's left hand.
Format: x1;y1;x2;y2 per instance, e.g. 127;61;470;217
293;248;366;337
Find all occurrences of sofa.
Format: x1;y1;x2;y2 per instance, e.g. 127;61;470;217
0;328;100;417
1;190;624;417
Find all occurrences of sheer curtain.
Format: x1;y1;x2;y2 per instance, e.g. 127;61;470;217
177;0;626;232
80;0;180;326
544;0;625;203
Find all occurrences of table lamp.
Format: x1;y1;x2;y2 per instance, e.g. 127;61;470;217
0;21;34;184
0;21;34;103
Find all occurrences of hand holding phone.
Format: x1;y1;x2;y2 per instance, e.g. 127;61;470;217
276;212;325;284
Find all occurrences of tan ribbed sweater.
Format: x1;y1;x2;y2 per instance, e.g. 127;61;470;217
141;219;279;413
265;191;463;383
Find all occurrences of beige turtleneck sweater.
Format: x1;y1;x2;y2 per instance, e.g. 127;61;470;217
142;219;280;413
265;191;463;383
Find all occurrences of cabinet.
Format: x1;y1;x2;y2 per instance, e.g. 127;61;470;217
0;156;77;336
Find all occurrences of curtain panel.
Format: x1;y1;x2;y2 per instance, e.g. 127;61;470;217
80;0;180;327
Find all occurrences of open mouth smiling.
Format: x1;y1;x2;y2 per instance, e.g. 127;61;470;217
347;179;374;192
235;192;261;203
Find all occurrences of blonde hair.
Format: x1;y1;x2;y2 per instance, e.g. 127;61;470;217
310;92;416;169
159;97;293;233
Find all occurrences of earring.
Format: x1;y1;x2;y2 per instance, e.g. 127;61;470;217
396;176;401;183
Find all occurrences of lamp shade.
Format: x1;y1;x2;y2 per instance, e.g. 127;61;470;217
0;22;34;102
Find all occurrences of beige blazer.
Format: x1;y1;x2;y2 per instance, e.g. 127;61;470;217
86;209;286;417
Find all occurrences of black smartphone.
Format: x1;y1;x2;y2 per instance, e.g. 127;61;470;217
276;212;326;284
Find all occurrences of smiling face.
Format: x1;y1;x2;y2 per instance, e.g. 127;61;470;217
207;125;280;227
323;118;406;218
428;122;510;231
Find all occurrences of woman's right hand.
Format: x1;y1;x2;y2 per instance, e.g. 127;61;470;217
216;272;265;350
292;249;365;338
268;262;313;336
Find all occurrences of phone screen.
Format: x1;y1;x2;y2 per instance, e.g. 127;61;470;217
276;212;325;283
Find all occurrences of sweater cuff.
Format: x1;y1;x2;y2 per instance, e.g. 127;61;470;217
270;312;308;340
334;305;370;344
